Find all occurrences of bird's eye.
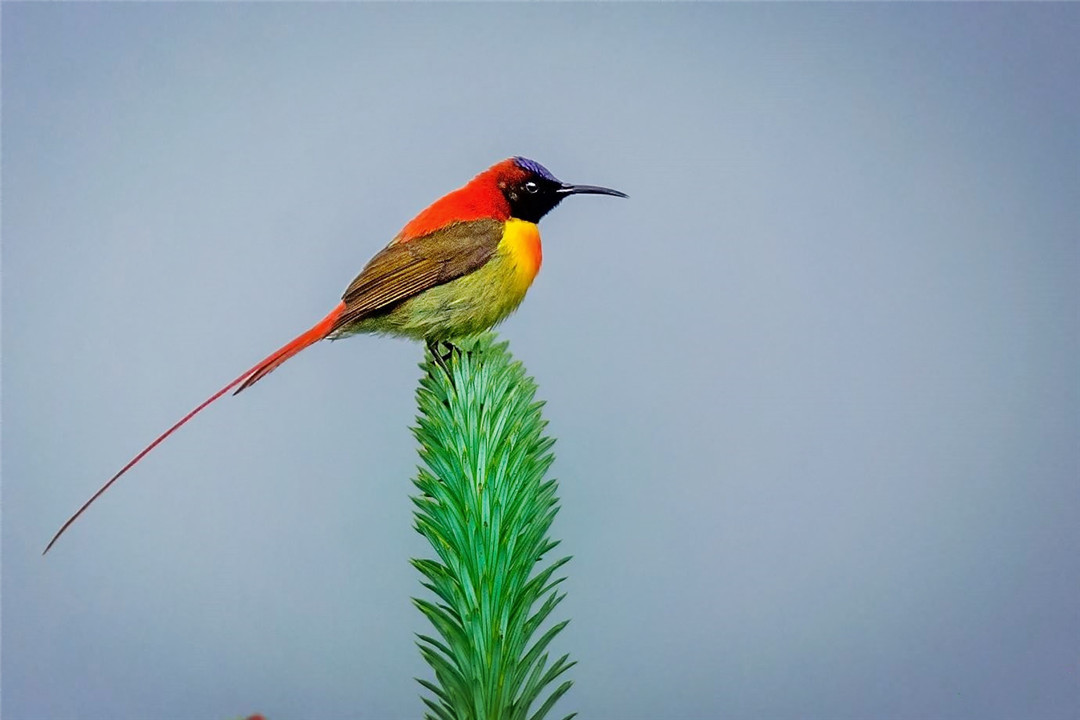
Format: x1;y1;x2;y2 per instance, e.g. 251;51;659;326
524;181;539;194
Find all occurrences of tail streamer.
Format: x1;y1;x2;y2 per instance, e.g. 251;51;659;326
43;302;346;555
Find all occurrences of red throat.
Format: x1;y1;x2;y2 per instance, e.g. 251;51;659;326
394;159;527;243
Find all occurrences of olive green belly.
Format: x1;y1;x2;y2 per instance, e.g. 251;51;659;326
340;249;532;341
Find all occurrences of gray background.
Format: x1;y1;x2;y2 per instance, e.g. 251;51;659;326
3;4;1078;719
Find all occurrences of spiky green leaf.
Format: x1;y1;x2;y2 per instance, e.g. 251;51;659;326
411;334;573;719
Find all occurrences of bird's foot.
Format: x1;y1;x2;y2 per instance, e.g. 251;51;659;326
427;339;458;387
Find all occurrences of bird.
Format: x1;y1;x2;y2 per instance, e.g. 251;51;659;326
44;156;626;554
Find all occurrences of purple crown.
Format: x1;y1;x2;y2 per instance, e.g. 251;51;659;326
513;157;558;183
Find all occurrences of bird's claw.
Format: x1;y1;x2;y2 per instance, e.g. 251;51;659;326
427;339;459;387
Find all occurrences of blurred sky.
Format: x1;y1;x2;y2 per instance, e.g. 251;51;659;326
3;4;1078;720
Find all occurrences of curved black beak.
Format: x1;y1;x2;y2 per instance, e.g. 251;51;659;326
557;183;628;198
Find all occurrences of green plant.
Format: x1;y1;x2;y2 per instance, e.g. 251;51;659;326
411;334;575;720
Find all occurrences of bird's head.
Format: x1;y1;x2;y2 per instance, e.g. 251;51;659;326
394;157;626;243
493;157;627;223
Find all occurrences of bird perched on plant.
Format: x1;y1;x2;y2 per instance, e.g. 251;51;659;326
44;156;626;554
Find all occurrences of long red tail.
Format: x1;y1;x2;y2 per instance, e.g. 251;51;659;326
43;302;346;555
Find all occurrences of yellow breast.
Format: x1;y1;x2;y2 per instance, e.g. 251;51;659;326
499;218;543;292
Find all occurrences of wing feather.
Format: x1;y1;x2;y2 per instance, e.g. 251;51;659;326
332;218;502;332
